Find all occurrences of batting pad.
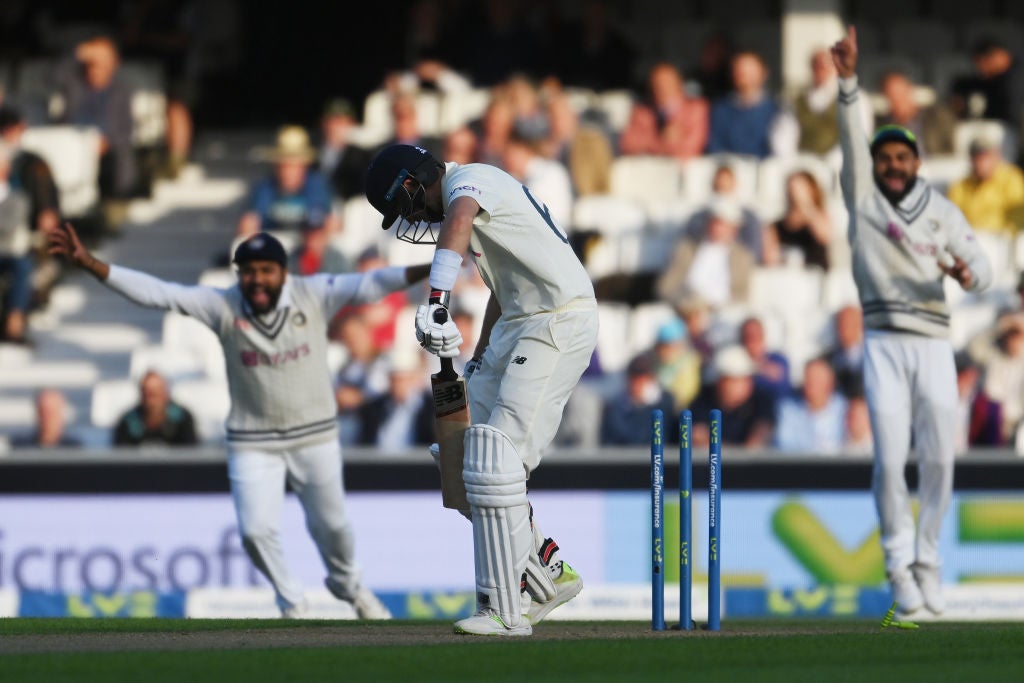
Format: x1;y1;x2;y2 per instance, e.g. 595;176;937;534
464;424;531;627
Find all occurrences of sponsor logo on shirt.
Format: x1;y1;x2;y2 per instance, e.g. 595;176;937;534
240;343;311;367
885;222;942;257
449;184;481;198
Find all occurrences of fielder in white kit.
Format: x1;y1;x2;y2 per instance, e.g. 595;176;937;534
49;224;431;619
365;145;598;636
832;28;992;616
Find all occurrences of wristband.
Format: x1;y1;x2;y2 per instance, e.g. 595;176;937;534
429;289;451;308
429;248;462;291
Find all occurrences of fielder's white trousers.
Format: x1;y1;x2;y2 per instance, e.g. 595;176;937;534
228;438;360;612
468;301;599;473
863;330;956;577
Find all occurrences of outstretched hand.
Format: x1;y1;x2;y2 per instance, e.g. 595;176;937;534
46;222;109;280
830;25;858;79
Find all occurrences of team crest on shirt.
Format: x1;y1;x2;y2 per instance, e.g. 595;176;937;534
293;312;307;326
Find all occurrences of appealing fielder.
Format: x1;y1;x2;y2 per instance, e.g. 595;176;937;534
49;225;430;619
832;28;992;616
366;144;598;636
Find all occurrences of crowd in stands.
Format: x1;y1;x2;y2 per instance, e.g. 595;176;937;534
8;1;1024;456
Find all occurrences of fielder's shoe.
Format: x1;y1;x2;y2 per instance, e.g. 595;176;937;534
352;586;392;620
455;609;533;636
913;564;946;615
527;561;583;625
890;570;924;616
281;599;309;619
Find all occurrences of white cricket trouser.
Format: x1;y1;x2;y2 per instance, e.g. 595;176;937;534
863;330;956;577
468;301;598;473
228;438;360;612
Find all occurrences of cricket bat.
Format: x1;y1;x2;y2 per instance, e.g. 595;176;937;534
430;307;470;509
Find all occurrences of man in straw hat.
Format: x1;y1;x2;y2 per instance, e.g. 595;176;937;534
237;125;340;238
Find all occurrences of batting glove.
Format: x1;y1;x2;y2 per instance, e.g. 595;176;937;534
415;303;463;358
464;356;482;380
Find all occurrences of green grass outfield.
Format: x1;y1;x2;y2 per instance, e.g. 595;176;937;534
1;618;1023;683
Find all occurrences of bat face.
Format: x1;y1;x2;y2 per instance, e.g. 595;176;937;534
432;358;470;510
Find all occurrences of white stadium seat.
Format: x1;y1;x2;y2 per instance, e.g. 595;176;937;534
682;155;758;205
128;344;208;382
572;195;647;236
609;156;684;202
171;378;231;443
627;303;678;358
439;88;491;133
595;303;631;374
162;312;226;379
91;379;139;429
20;125;102;218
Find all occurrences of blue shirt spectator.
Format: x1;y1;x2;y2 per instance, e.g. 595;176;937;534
238;126;340;238
706;51;796;159
740;316;790;403
690;345;775;448
774;358;847;453
601;353;676;445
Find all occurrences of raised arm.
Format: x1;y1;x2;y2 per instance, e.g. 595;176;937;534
48;222;223;325
831;26;875;211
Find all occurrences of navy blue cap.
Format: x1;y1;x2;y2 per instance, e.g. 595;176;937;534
870;125;919;157
233;233;288;267
365;144;442;228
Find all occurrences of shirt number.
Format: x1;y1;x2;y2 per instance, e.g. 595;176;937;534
523;186;569;244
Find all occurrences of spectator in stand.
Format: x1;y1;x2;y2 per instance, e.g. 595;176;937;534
543;88;613;197
379;92;443;158
980;317;1024;444
707;51;797;158
690;345;775;448
951;39;1024;138
289;224;351;276
877;71;956;158
334;312;390;446
619;62;709;162
947;133;1024;233
0;142;32;344
10;388;81;448
677;296;715;364
553;0;634;91
954;351;1002;452
113;370;198;446
794;48;875;162
506;74;548;141
0;106;62;304
116;0;195;179
844;394;874;454
356;347;435;450
501;129;573;229
444;126;479;165
739;315;791;404
600;352;675;446
762;170;833;271
775;357;847;454
57;36;138;202
794;48;843;157
826;304;865;398
333;246;410;352
683;164;764;260
657;198;755;311
689;31;734;101
472;95;515;167
237;126;339;238
651;317;701;412
318;98;370;202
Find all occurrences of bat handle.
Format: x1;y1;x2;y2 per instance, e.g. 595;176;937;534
438;356;457;380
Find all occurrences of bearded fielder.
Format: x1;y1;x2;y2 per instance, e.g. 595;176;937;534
366;145;597;635
832;28;992;617
49;224;431;619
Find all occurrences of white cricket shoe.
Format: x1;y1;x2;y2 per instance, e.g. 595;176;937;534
281;599;309;619
454;609;533;636
527;561;583;625
890;570;924;616
352;586;392;620
913;564;946;615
